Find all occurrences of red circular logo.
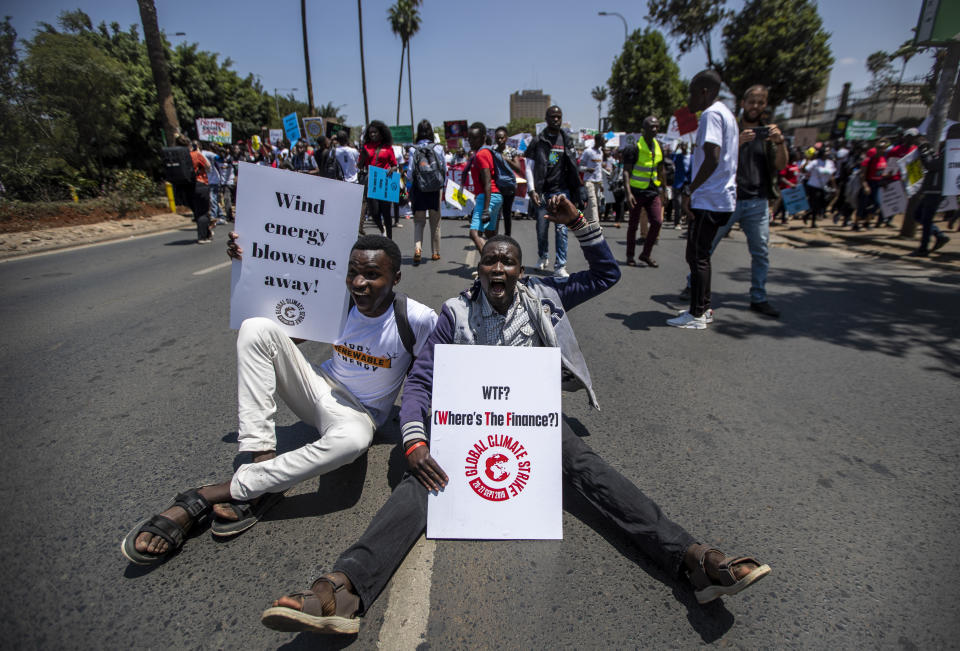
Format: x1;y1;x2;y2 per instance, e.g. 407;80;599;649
464;435;531;501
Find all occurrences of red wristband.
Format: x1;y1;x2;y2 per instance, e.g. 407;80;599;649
405;440;427;456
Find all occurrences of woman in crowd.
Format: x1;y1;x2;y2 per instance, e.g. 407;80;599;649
407;119;445;264
358;121;399;238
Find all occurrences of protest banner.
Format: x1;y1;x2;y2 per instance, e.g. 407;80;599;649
268;129;284;146
196;118;232;144
880;180;908;218
535;122;546;135
390;124;414;143
324;119;345;139
282;112;301;145
302;117;324;144
444;120;467;140
673;106;699;135
943;123;960;197
793;127;818;150
443;176;475;215
229;162;363;342
845;120;878;140
831;113;853;140
367;165;401;202
427;344;562;540
781;185;810;215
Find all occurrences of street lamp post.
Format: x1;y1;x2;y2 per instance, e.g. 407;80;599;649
274;87;299;121
598;11;628;43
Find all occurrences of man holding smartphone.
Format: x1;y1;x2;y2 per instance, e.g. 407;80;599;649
680;84;787;319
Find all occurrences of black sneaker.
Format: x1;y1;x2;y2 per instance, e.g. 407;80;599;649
750;301;780;318
679;286;691;300
933;234;950;252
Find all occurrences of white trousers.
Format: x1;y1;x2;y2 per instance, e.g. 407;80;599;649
585;181;601;227
231;318;376;501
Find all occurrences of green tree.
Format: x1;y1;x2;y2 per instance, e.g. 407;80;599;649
866;50;896;91
591;85;607;133
317;101;348;125
607;28;686;132
721;0;833;109
646;0;729;70
505;117;539;135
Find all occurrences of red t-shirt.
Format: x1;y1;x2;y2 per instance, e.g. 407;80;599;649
190;150;208;184
470;148;499;196
778;163;799;189
865;154;887;182
362;143;397;169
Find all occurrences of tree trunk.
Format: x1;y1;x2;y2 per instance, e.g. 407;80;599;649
301;0;315;114
407;40;414;130
136;0;180;146
358;0;369;126
396;41;405;125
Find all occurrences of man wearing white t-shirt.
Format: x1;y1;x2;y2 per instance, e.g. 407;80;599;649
668;70;738;330
579;135;605;227
121;235;438;565
335;131;360;183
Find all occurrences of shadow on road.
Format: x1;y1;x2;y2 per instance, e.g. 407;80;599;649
277;632;357;650
163;239;199;246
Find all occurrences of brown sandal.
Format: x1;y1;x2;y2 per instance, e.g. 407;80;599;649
688;548;770;604
261;574;361;634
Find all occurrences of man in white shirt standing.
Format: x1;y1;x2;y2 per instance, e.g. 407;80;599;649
334;131;360;183
579;134;605;228
668;70;738;330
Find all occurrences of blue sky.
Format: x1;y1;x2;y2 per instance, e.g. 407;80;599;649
5;0;937;131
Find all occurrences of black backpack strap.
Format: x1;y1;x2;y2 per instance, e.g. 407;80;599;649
393;292;416;360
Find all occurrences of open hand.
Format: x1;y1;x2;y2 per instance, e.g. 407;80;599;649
406;443;449;492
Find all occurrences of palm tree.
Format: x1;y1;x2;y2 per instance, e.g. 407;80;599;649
591;85;608;133
388;0;422;128
136;0;181;145
300;0;315;114
358;0;369;125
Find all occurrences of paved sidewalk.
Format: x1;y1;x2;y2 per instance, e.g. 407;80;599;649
0;212;199;261
768;213;960;270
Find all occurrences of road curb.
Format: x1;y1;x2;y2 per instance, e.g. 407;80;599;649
0;220;196;262
773;230;959;272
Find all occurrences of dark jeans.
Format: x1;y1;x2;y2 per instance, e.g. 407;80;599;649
686;208;730;317
191;182;211;240
917;193;944;252
500;193;515;236
367;198;393;239
627;189;663;260
334;419;696;614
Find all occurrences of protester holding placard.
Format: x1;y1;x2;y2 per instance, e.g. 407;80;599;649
359;121;398;239
260;195;770;635
121;235;437;565
910;137;951;257
407;119;446;265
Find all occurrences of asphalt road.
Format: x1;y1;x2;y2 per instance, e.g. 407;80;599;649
1;218;958;649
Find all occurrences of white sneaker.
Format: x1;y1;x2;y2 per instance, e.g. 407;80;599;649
554;266;569;278
536;256;548;270
667;310;708;329
678;308;713;323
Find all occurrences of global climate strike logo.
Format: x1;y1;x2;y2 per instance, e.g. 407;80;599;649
275;298;306;326
464;434;531;501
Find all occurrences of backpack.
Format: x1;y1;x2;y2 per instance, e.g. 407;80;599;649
411;144;446;192
483;146;517;195
161;146;195;184
319;148;344;180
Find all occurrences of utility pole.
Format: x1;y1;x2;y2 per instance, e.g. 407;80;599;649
300;0;315;114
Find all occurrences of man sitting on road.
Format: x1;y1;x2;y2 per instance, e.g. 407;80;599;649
121;235;437;564
259;195;771;635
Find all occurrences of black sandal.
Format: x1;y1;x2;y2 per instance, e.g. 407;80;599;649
120;489;212;565
210;491;285;538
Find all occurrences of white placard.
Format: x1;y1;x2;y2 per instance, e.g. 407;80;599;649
944;138;960;198
229;162;363;343
879;180;908;219
427;345;562;540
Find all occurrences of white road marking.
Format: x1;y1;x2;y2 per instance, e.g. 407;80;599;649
192;261;232;276
377;535;436;649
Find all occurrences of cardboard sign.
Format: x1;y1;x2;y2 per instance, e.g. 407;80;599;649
196;118;232;144
390;124;414;143
781;185;810;215
831;113;853;140
673;106;699;135
229;162;363;343
880;181;908;218
367;165;401;202
282;112;301;145
943;125;960;197
268;129;284;146
302;117;325;144
427;345;562;540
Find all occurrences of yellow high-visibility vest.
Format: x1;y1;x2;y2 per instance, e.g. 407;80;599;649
629;137;662;190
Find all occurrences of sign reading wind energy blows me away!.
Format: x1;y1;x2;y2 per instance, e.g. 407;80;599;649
230;163;364;343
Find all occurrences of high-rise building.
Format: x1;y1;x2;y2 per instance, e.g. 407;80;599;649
510;90;551;122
